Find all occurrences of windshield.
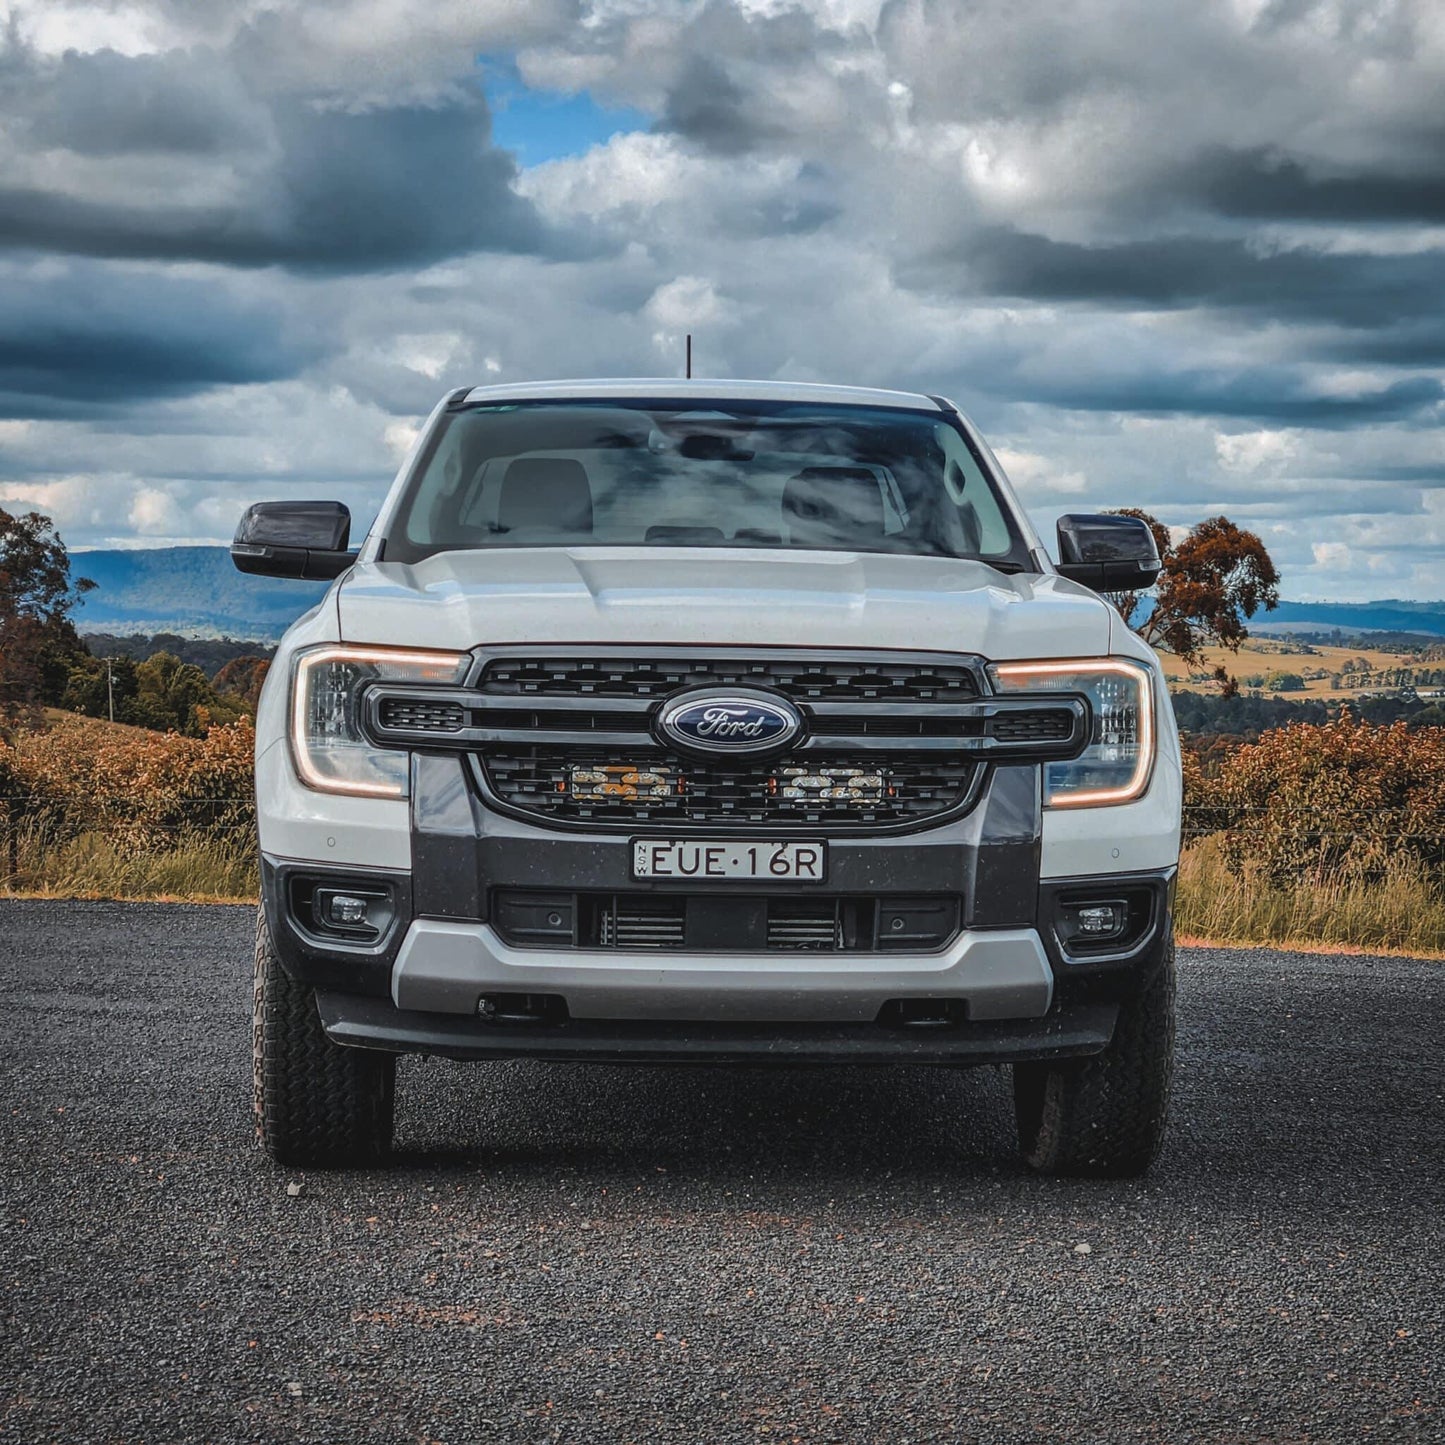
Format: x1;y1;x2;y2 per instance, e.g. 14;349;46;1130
383;399;1029;568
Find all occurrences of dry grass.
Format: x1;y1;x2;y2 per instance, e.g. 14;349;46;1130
1161;637;1438;699
1176;835;1445;956
6;812;1445;960
1;826;257;903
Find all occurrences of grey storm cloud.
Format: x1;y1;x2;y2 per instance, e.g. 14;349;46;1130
22;45;264;156
1;0;1442;596
1321;317;1445;367
649;1;874;158
901;228;1445;335
0;41;584;272
658;55;791;157
980;367;1443;430
0;266;320;417
1177;146;1445;225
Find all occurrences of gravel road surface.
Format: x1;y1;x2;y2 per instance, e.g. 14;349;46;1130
1;899;1441;1443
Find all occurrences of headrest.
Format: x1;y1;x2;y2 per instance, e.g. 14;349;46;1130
782;467;886;545
497;457;593;535
644;525;726;545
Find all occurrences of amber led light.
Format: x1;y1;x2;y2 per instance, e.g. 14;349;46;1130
290;645;468;797
990;658;1154;808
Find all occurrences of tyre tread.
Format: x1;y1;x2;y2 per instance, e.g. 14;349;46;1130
1015;937;1175;1177
252;906;395;1167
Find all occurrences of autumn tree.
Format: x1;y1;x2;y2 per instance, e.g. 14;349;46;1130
1108;510;1279;697
64;651;251;735
0;508;94;729
213;656;271;710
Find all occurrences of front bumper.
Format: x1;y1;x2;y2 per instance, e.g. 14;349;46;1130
388;918;1052;1021
264;751;1174;1064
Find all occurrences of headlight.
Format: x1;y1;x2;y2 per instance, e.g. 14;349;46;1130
989;658;1154;808
290;646;469;797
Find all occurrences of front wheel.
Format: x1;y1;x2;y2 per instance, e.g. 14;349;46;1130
1013;935;1175;1178
252;904;395;1167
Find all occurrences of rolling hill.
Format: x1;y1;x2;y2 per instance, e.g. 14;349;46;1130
73;547;328;640
1250;600;1445;638
69;545;1445;642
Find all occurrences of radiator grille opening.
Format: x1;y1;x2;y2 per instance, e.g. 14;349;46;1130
495;892;960;953
438;650;1014;833
595;896;686;949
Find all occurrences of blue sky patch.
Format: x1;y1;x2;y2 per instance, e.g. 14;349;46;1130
486;64;650;166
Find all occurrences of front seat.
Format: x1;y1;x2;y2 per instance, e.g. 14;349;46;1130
496;457;594;538
782;467;886;548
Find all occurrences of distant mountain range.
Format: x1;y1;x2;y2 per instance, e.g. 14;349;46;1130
1251;600;1445;639
74;547;327;640
69;545;1445;642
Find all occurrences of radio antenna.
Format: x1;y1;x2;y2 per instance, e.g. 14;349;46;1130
686;333;692;379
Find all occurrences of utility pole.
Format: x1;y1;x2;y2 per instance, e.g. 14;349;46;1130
106;658;114;724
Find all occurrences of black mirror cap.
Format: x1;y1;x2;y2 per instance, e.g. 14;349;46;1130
231;501;356;581
1055;513;1162;592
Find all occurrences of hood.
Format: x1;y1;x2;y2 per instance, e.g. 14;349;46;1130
335;547;1113;660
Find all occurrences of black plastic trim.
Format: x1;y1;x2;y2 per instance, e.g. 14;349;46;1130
262;855;412;997
315;990;1119;1065
1036;868;1176;976
362;681;1089;760
408;753;1042;927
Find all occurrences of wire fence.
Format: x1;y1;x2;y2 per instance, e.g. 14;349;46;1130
4;795;1445;882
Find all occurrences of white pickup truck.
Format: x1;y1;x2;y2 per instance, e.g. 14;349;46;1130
235;379;1181;1175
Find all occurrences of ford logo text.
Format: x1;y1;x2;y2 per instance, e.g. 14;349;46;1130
657;691;803;755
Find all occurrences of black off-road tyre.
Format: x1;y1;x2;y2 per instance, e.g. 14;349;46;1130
252;905;395;1167
1013;935;1175;1178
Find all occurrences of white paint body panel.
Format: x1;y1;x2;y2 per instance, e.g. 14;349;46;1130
335;548;1114;658
453;377;944;409
253;586;413;869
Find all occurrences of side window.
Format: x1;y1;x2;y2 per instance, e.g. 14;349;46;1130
935;424;1011;556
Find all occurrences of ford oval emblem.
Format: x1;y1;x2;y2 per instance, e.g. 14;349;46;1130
657;690;803;755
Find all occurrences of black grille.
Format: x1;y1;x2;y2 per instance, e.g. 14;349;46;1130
988;709;1076;743
377;697;465;733
493;890;962;953
767;900;845;949
597;896;686;949
481;748;979;830
479;655;979;704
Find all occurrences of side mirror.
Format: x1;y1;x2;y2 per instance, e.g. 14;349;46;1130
231;501;355;581
1055;514;1162;592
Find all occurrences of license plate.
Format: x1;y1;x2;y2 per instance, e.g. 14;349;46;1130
631;839;827;883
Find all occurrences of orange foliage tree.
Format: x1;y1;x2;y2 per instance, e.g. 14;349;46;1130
6;715;256;854
1109;511;1279;696
1206;713;1445;883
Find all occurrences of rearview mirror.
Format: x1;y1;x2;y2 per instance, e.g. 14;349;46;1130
231;501;355;581
1055;514;1161;592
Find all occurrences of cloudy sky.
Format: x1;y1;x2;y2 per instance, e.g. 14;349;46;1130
1;0;1442;600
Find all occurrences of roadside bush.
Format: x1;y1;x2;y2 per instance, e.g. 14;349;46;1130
1205;714;1445;884
1;716;255;890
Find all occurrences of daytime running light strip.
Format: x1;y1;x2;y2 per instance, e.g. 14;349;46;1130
290;645;467;797
992;658;1155;807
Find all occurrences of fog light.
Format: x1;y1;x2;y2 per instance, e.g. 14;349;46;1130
326;894;370;926
1078;904;1122;935
312;886;389;937
1057;896;1130;949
